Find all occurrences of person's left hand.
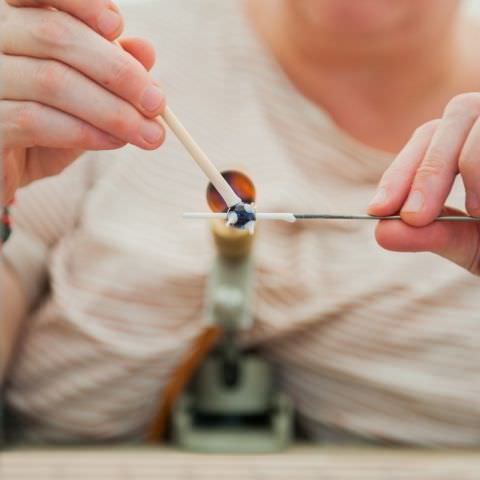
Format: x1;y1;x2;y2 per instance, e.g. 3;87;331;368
368;93;480;275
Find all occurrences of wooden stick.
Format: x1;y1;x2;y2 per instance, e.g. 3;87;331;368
159;107;241;208
113;40;241;208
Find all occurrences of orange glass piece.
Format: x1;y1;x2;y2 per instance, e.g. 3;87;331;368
206;170;256;212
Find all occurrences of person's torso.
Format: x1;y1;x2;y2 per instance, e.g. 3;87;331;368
6;0;480;445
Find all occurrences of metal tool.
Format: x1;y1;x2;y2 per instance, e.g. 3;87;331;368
184;212;480;223
294;214;480;222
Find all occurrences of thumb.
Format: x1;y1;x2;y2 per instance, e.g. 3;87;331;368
21;147;85;187
375;206;480;274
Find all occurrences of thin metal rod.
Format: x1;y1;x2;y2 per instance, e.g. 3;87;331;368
184;213;227;219
183;212;480;223
160;107;241;208
293;214;480;222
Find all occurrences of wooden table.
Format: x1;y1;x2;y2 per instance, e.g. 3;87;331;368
1;446;479;480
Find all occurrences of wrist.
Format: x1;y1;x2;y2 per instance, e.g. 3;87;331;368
1;204;12;244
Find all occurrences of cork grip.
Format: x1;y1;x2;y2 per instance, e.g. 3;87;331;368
211;219;254;260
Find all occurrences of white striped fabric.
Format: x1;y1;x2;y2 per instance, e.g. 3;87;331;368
3;0;480;446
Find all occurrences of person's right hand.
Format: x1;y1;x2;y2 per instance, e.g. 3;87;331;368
1;0;166;203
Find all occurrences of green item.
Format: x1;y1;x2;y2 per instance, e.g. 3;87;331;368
172;252;293;453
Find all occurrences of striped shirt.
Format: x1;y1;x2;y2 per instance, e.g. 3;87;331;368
4;0;480;446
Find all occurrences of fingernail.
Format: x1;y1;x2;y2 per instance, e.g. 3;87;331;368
141;121;164;145
402;190;424;213
141;86;164;113
108;1;120;13
97;9;121;36
467;190;479;211
369;187;387;207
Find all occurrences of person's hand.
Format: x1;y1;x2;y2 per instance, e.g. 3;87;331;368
368;93;480;275
1;0;166;203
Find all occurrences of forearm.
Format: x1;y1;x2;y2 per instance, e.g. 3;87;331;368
1;260;28;383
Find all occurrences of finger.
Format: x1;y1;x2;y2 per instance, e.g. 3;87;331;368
118;37;156;72
1;55;165;149
4;151;25;203
375;206;480;274
368;120;439;216
1;7;165;118
23;147;84;186
0;100;126;150
3;145;86;203
400;95;480;226
5;0;124;40
458;117;480;216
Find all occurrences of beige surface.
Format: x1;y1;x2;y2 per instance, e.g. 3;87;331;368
1;447;480;480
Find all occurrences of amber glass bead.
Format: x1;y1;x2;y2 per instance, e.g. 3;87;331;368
206;170;256;213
